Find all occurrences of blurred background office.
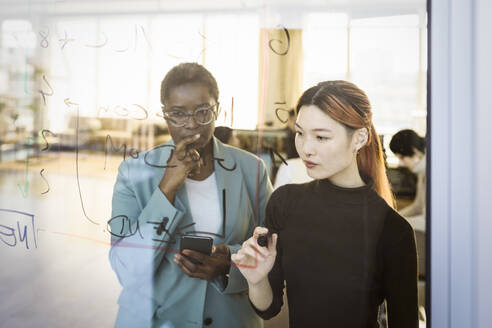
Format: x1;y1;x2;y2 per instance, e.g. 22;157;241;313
0;0;442;327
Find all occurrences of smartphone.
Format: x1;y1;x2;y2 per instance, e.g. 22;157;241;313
180;235;213;264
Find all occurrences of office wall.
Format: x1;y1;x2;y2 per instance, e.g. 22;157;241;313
474;0;492;327
431;0;492;326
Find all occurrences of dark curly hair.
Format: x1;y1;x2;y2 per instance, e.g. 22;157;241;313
160;62;219;105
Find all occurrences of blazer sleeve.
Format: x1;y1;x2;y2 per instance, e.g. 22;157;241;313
108;160;187;290
211;158;274;295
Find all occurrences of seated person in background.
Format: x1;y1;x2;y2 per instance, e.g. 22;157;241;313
233;80;418;327
274;109;312;188
214;126;241;148
109;62;272;328
273;159;313;189
389;129;426;231
282;109;299;159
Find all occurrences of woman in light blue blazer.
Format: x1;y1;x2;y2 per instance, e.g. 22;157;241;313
109;63;272;328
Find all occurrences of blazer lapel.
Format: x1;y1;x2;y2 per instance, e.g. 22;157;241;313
212;137;243;244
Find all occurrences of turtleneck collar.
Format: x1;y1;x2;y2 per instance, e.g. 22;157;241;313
313;172;376;205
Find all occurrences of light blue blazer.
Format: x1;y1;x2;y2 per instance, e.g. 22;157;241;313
109;137;273;328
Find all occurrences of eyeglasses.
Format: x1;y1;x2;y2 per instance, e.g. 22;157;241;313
162;103;219;127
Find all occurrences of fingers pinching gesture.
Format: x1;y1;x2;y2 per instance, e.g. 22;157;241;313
168;134;203;179
231;227;278;286
159;134;204;202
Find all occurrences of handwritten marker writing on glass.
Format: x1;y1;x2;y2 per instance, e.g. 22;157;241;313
257;231;273;247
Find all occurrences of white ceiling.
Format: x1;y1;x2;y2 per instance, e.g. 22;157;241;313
0;0;426;19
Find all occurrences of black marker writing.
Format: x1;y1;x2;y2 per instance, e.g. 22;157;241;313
114;105;129;117
153;217;169;236
98;104;148;120
274;101;290;167
131;104;148;120
41;129;57;151
71;102;99;225
149;217;179;244
99;105;110;115
40;169;50;194
64;97;78;107
221;188;226;237
106;186;229;247
150;220;189;244
168;53;187;60
198;30;208;42
195;47;206;62
266;146;288;169
191;188;227;238
175;222;197;236
151;189;227;243
39;28;49;48
144;144;177;168
85;32;108;48
39;75;54;105
114;46;129;53
213;157;237;171
128;148;139;159
107;215;143;239
104;135;138;170
113;39;130;52
104;141;212;170
268;26;290;56
274;102;289;124
136;24;152;51
58;30;74;50
39;129;59;195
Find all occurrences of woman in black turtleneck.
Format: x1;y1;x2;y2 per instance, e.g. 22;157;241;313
232;81;418;327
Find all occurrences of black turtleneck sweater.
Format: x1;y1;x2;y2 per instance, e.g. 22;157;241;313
252;177;418;328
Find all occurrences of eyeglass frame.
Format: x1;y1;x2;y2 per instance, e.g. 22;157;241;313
161;102;220;127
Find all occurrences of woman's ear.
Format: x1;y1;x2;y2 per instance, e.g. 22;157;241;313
354;128;369;152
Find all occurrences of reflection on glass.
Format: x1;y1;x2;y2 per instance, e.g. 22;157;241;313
0;3;427;327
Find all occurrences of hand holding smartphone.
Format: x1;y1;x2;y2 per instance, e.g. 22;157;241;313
180;235;213;264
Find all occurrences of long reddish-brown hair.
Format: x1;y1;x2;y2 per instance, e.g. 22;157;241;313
296;80;394;208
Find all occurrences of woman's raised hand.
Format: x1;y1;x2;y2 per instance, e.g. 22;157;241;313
231;227;278;286
159;134;203;203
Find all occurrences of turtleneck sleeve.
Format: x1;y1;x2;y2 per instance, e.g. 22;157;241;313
250;185;288;319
